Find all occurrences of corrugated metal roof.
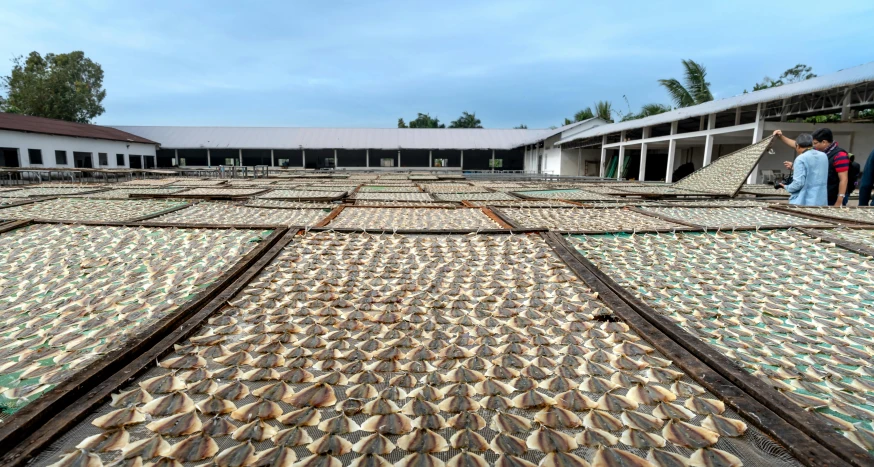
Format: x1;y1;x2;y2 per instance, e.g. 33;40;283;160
556;61;874;145
111;126;554;150
0;113;157;144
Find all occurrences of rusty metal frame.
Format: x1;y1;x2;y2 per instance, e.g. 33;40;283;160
543;232;868;466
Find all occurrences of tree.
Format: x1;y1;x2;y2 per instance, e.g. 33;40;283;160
574;108;595;122
398;113;445;128
449;111;482;128
593;101;613;122
514;124;528;129
658;59;713;108
621;103;672;122
752;64;816;91
0;51;106;123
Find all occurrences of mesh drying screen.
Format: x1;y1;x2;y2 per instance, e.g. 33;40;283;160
570;230;874;455
32;233;801;466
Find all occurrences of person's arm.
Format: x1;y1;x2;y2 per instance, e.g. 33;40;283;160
772;129;796;147
783;158;807;194
835;171;848;206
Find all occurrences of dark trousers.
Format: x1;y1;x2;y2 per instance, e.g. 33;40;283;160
859;149;874;206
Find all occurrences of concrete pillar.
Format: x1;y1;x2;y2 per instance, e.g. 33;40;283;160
749;103;765;183
666;139;677;183
491;149;495;173
238;149;243;166
617;145;625;180
366;149;370;167
207;149;211;167
270;149;275;167
702;115;716;167
174;149;179;167
429;150;432;168
334;149;338;168
398;150;401;167
638;127;651;181
302;150;306;168
842;87;853;121
599;136;608;178
578;148;582;177
460;150;464;170
735;107;742;126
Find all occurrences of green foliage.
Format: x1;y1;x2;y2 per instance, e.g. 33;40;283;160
574;108;595;122
753;64;816;91
1;51;106;123
658;59;712;108
621;103;672;121
449;111;482;128
398;113;445;128
593;101;613;122
514;124;528;129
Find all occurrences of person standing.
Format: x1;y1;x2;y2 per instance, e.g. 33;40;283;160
844;154;861;206
859;149;874;206
773;128;849;206
774;131;828;206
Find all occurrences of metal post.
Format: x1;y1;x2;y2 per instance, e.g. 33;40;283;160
207;149;211;167
428;150;432;168
460;150;464;170
366;149;370;168
302;150;306;169
397;150;401;168
334;149;339;168
238;149;243;167
271;149;275;167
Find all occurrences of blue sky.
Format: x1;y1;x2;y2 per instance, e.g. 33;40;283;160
2;0;873;128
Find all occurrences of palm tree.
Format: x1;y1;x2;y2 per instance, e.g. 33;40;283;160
593;101;613;122
621;103;672;122
449;111;483;128
574;108;595;122
658;59;713;108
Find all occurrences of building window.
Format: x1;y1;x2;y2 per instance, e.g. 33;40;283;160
28;149;43;164
116;154;125;166
380;158;395;167
98;153;108;166
55;150;68;165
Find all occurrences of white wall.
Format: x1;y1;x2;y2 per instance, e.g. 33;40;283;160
559;148;602;176
0;130;156;168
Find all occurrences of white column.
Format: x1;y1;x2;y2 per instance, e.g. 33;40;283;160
702;114;716;166
599;136;607;178
270;149;275;167
460;150;464;169
397;150;401;167
428;150;432;167
366;149;370;167
491;149;495;173
617;145;625;180
638;127;651;181
578;148;582;177
334;149;338;168
666;121;678;182
666;139;677;183
748;103;765;183
735;107;742;125
174;149;179;167
841;87;853;121
238;149;243;166
207;149;211;167
302;150;306;168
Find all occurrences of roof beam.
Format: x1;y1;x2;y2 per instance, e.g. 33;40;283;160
602;123;756;148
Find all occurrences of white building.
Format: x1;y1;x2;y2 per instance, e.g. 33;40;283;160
0;113;158;169
548;62;874;183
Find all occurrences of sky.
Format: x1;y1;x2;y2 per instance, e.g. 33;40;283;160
1;0;873;129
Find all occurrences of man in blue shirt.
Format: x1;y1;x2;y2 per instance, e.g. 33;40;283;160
774;131;828;206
